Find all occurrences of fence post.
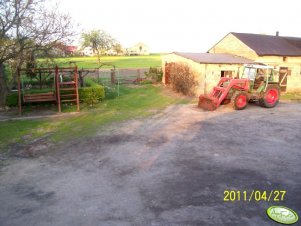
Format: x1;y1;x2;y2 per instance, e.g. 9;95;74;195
55;66;61;113
111;68;115;84
78;70;84;87
17;68;22;115
137;69;140;84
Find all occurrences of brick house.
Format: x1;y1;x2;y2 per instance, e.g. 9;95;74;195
208;32;301;92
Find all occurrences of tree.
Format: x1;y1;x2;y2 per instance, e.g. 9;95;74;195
81;30;115;65
112;43;123;55
0;0;75;107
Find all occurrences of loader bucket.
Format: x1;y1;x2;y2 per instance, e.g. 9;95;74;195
198;95;218;111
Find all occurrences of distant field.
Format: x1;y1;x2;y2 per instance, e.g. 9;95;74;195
44;54;162;69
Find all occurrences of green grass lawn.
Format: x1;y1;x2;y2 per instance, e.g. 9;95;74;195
0;85;189;152
281;92;301;102
40;54;162;69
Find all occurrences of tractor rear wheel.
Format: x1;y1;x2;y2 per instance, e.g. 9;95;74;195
259;84;280;108
231;91;248;110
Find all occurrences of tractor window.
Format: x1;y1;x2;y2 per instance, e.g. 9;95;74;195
242;67;256;80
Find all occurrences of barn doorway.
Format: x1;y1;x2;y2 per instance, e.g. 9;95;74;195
221;70;233;78
279;67;288;92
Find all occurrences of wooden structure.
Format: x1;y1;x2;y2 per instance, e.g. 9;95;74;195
17;66;80;115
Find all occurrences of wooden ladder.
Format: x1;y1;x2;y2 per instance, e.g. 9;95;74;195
55;66;80;112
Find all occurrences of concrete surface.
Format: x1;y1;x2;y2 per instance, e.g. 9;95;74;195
0;102;301;226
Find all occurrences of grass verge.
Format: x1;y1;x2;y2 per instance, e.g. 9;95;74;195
281;92;301;102
0;85;190;152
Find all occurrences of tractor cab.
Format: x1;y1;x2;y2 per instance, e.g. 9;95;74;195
241;64;275;92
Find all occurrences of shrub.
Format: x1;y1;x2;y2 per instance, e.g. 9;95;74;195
78;85;105;106
6;92;18;106
140;80;153;85
84;77;118;100
84;78;99;87
145;67;163;83
169;63;198;96
104;86;118;99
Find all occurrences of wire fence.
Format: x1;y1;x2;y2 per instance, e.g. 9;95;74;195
79;67;152;97
10;67;156;100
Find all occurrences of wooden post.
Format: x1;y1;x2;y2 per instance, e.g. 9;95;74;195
39;69;42;89
55;66;61;113
17;68;22;115
204;64;207;94
74;66;80;112
111;68;115;84
78;70;84;87
137;69;140;83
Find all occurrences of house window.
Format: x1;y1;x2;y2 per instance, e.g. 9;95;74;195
221;70;233;78
283;57;287;62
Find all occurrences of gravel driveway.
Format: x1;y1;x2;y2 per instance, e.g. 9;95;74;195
0;102;300;226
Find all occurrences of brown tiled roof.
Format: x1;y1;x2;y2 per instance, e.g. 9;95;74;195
232;32;301;56
174;52;253;64
284;37;301;50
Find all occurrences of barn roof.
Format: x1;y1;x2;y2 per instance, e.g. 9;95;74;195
174;52;253;64
231;32;301;56
65;46;77;51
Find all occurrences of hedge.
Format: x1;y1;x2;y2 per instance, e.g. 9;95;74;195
78;85;105;106
84;78;99;87
6;92;18;106
5;85;105;107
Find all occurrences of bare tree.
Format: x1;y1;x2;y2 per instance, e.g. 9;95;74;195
81;30;115;65
0;0;75;107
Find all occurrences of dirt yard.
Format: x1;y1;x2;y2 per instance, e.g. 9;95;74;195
0;102;301;226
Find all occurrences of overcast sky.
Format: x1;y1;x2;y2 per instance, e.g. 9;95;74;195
55;0;301;53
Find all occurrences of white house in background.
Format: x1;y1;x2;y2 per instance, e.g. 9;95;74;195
81;47;122;56
81;43;150;56
81;47;96;56
126;42;150;55
106;49;118;56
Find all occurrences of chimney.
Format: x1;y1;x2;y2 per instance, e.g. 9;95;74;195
276;31;279;36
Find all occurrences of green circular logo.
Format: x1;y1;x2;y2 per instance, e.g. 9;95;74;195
267;206;299;225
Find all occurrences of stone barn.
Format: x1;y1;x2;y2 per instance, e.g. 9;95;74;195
162;52;253;95
208;32;301;92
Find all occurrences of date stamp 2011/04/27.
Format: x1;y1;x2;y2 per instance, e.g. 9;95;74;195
224;190;286;202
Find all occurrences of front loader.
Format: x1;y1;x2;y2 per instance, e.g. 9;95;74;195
198;64;281;110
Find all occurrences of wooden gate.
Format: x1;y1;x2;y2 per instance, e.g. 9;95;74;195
279;67;288;92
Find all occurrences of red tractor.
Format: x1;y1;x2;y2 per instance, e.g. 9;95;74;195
198;64;281;110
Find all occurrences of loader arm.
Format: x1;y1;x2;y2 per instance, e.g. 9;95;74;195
198;78;249;111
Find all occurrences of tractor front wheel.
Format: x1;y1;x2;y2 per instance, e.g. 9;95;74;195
231;91;248;110
259;85;280;108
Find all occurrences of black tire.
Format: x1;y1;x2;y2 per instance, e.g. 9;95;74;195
259;84;280;108
231;91;249;110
